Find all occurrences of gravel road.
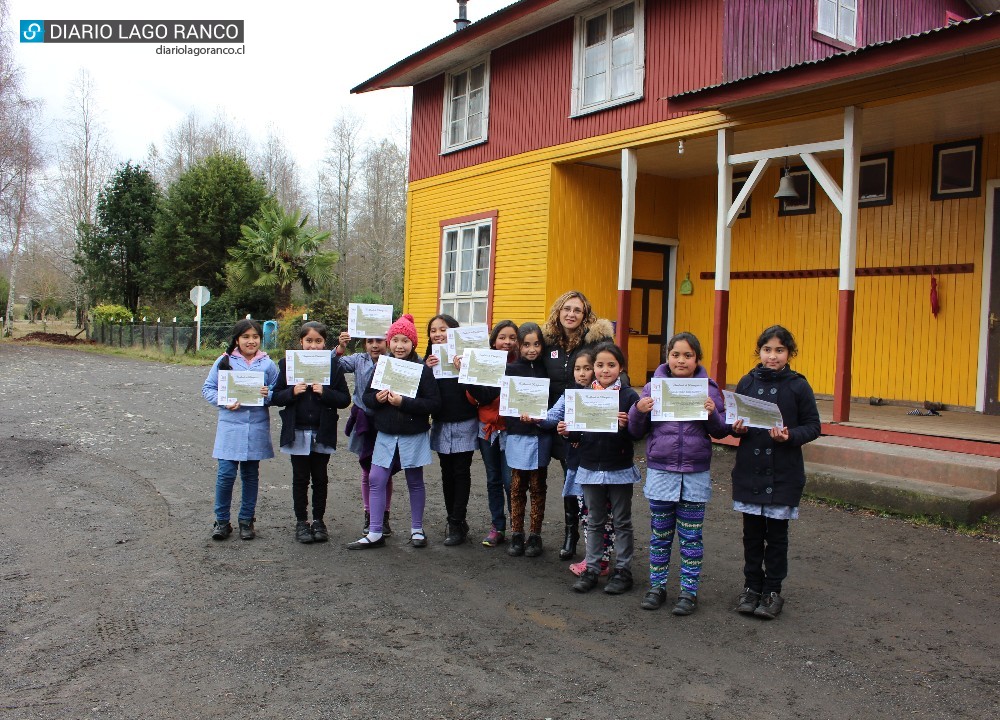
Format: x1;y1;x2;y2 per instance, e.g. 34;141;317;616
0;345;997;719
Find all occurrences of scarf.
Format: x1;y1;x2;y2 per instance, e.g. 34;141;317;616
592;377;622;391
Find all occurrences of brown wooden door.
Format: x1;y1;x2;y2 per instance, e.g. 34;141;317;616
630;242;672;382
986;188;1000;414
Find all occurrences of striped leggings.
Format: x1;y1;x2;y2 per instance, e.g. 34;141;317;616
648;499;706;595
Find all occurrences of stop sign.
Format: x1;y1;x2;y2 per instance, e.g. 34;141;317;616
190;286;211;307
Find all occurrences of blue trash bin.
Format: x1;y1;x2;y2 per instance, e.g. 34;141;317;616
263;320;278;349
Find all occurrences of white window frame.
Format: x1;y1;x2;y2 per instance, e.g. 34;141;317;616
816;0;857;47
439;218;492;326
440;56;490;154
570;0;645;117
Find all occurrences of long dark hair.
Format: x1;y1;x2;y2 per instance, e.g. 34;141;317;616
299;321;328;344
219;319;263;370
423;313;460;359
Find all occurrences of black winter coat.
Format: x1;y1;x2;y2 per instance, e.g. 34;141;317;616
272;356;352;449
432;376;478;423
571;384;641;472
361;353;442;436
730;364;821;507
503;356;551;437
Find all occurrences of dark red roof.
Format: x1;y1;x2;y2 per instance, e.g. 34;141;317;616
669;12;1000;111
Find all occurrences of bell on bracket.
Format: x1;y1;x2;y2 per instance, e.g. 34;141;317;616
774;158;799;200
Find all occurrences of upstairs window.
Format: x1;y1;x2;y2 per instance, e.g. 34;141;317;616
440;217;493;325
816;0;857;47
442;58;490;154
571;1;645;117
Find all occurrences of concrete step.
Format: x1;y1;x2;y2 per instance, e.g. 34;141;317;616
803;436;1000;493
805;462;998;524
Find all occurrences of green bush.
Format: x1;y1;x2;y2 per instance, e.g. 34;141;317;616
200;285;276;325
91;303;132;324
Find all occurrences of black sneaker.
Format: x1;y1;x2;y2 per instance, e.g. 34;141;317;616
238;519;255;541
603;568;634;595
735;587;762;614
754;592;784;619
311;519;329;543
524;534;543;557
640;587;667;610
671;591;697;616
211;521;232;540
295;520;314;543
573;569;600;593
382;512;393;537
507;532;525;556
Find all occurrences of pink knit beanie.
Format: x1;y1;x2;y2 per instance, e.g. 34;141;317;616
386;313;418;346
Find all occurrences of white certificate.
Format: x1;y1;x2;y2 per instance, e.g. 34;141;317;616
370;355;423;398
285;350;332;385
457;348;508;388
446;325;490;358
217;370;265;407
431;343;457;379
564;389;619;433
723;391;784;429
499;376;550;420
347;303;394;338
651;377;709;421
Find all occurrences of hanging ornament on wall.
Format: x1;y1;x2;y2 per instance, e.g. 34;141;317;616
930;275;940;317
679;270;694;296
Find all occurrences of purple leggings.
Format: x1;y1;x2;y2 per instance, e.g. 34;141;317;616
360;456;393;513
368;464;424;534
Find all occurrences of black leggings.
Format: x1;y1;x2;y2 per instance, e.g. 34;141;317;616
291;452;331;521
439;451;474;524
742;513;789;595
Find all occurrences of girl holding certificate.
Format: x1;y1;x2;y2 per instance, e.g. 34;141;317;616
501;323;553;558
568;342;642;595
337;331;395;539
272;322;351;544
201;319;279;541
730;325;821;619
424;314;480;546
628;332;729;615
349;314;441;549
464;320;519;547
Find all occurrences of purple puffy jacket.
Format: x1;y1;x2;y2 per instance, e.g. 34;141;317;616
627;364;729;473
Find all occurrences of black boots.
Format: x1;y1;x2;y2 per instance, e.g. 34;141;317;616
443;520;468;546
559;496;580;560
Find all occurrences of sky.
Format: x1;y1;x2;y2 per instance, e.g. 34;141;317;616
8;1;517;174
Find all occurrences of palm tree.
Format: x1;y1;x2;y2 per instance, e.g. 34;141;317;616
226;207;336;311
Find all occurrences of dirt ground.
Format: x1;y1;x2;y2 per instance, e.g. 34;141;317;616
0;344;997;720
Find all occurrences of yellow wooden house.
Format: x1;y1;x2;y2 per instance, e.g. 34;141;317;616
354;0;1000;456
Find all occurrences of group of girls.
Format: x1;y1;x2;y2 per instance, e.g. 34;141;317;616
202;305;820;620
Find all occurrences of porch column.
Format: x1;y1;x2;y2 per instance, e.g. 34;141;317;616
834;107;862;422
616;147;637;355
711;129;734;387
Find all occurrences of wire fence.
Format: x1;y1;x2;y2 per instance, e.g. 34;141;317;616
88;321;271;355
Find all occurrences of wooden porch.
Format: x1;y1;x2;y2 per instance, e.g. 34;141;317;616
816;399;1000;458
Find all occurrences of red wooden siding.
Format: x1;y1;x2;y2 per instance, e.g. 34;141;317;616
723;0;974;82
409;0;724;182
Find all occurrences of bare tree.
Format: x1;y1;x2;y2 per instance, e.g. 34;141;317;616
159;109;252;186
254;126;305;212
0;3;43;334
321;111;362;302
39;69;116;325
353;137;407;304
